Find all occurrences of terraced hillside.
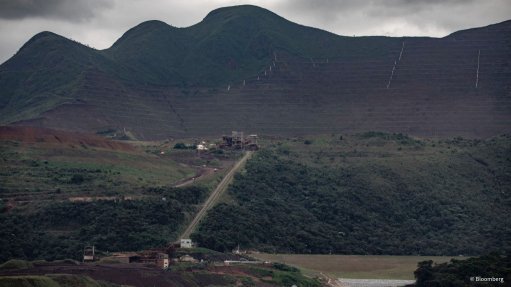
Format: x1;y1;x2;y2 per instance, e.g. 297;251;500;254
0;5;510;139
0;126;241;261
0;126;195;202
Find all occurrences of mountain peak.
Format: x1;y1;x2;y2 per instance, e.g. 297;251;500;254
1;6;510;139
445;19;511;39
21;31;63;47
13;31;80;58
109;19;176;49
30;31;60;40
133;20;173;30
202;5;281;23
205;5;273;17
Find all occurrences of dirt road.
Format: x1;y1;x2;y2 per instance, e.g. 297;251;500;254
174;167;216;188
178;151;253;240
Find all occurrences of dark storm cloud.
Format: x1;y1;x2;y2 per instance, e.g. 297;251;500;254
0;0;510;65
273;0;508;36
0;0;112;21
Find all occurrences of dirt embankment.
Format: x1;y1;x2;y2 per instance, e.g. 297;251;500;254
0;262;281;287
0;126;135;152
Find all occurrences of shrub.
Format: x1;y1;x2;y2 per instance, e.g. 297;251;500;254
0;276;59;287
0;259;33;270
69;174;84;184
173;143;187;149
273;262;298;272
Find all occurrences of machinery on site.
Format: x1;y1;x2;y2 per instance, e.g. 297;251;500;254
83;246;95;262
220;131;258;150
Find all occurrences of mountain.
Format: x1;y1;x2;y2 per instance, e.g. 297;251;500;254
0;5;510;139
193;134;511;255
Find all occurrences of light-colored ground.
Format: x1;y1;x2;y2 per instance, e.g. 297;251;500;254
251;254;465;280
337;278;415;287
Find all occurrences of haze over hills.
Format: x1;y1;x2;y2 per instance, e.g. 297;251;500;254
1;4;511;273
0;5;510;139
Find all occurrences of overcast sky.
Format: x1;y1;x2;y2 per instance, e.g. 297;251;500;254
0;0;510;64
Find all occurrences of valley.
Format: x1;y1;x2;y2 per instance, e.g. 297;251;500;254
1;127;510;285
2;128;509;263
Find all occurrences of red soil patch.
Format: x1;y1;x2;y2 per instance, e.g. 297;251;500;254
0;263;186;287
0;126;135;152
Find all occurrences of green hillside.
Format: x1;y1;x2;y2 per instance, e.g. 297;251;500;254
192;133;511;255
0;189;207;261
0;126;231;262
415;253;511;286
1;5;399;126
0;32;92;123
0;32;127;124
106;5;399;86
0;5;510;138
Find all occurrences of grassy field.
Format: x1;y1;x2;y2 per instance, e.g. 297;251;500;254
251;254;465;280
0;140;195;202
0;131;243;203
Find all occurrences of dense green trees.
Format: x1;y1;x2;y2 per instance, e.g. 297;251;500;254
0;186;207;262
193;140;511;255
415;254;511;286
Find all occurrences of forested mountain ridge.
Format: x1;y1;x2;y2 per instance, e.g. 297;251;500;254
1;5;510;139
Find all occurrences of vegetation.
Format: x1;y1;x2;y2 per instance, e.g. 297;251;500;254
414;253;511;287
193;134;511;255
240;265;321;287
0;255;322;287
0;186;208;262
268;264;321;287
0;259;33;270
0;275;121;287
106;5;400;86
0;140;195;201
1;5;508;141
0;276;60;287
0;133;244;262
48;274;121;287
251;254;463;280
0;5;403;124
173;143;196;149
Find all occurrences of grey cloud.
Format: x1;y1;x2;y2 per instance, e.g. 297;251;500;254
280;0;480;21
273;0;508;36
0;0;113;21
365;0;477;16
277;0;477;18
0;0;510;64
280;0;474;10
